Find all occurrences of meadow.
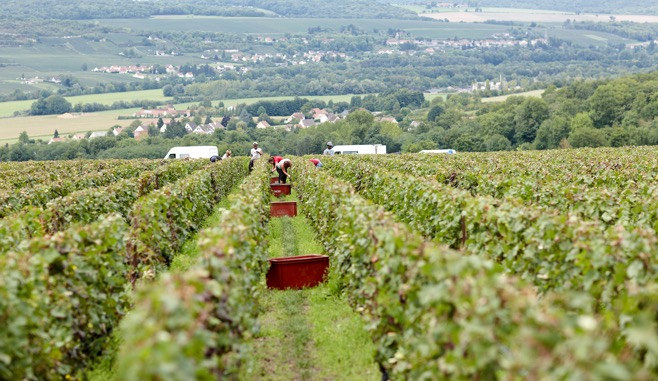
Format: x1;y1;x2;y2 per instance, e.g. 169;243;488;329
480;89;545;102
98;16;511;39
0;109;134;143
0;89;171;117
423;8;658;23
0;93;364;142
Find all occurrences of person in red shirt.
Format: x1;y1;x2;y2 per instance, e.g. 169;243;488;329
309;158;322;168
275;158;292;184
268;156;283;173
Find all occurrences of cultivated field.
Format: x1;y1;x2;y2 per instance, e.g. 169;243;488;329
9;148;658;379
98;16;510;39
0;93;364;142
481;89;545;102
0;109;135;143
424;9;658;24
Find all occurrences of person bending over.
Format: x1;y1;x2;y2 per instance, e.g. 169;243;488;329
276;158;292;184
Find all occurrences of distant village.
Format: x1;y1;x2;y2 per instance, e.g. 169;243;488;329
21;30;550;87
47;105;407;144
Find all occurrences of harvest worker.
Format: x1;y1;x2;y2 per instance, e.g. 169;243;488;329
250;142;260;158
276;157;292;184
323;142;334;156
248;142;262;172
209;155;220;163
268;155;283;172
221;150;231;160
309;158;322;168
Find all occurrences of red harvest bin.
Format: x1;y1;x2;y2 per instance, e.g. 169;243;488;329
270;177;279;184
266;255;330;289
270;183;292;197
270;201;297;217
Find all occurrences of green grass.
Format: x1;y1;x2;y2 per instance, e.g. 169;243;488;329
481;89;546;103
84;330;122;381
85;180;246;381
306;287;379;380
401;5;575;14
0;89;171;117
245;189;378;380
0;109;135;143
424;93;448;102
546;28;633;46
98;16;509;39
175;93;359;111
0;92;363;142
169;186;238;272
0;90;445;143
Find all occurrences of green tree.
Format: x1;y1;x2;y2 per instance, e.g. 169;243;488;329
568;127;609;148
514;97;549;144
534;116;570;150
609;127;631;147
18;131;30;145
45;95;72;114
427;105;445;122
570;112;594;131
484;134;512;151
238;108;252;125
589;80;635;128
164;121;187;139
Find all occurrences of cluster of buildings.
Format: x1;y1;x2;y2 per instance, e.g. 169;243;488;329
47;105;405;144
92;64;196;79
385;36;549;50
204;49;348;66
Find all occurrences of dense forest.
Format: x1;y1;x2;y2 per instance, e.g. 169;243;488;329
0;0;419;20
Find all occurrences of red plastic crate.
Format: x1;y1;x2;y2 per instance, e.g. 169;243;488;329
266;255;329;289
270;177;279;184
270;183;292;197
270;201;297;217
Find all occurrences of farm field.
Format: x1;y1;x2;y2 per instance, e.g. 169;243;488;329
98;16;510;39
3;147;658;380
0;109;136;143
0;93;367;142
480;89;545;102
0;90;542;143
423;9;658;23
0;86;551;144
0;89;170;117
0;40;209;95
546;28;634;46
400;5;573;15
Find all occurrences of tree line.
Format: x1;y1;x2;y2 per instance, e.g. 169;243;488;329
7;72;658;162
0;0;418;20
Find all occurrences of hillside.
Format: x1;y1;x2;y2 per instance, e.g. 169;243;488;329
0;0;419;20
388;0;658;14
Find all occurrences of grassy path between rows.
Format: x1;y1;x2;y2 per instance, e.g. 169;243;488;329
243;190;379;380
85;182;378;380
84;188;239;380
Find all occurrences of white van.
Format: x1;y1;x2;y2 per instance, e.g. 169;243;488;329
333;144;387;155
164;146;219;159
419;149;457;154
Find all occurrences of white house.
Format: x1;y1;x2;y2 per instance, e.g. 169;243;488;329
256;120;271;129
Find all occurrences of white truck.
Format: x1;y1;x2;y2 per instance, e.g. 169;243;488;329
419;149;457;154
332;144;387;155
164;146;219;159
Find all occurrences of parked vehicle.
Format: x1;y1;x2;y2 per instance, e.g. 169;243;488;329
419;149;457;154
333;144;387;154
164;146;219;159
